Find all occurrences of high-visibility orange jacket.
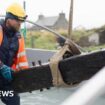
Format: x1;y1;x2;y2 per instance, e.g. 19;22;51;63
0;25;29;71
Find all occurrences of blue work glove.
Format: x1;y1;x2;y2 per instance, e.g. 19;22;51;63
0;65;13;81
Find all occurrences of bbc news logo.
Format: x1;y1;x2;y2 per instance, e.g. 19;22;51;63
0;90;14;97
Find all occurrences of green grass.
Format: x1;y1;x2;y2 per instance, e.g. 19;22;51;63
25;31;57;50
84;44;105;52
24;30;105;51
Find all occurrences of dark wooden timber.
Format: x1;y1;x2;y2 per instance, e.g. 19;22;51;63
12;65;53;93
12;50;105;93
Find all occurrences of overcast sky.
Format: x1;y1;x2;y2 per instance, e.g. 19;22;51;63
0;0;105;29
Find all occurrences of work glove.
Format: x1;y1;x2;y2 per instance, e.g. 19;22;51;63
0;64;13;81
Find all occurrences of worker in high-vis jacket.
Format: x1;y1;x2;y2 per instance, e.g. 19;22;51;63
0;3;29;105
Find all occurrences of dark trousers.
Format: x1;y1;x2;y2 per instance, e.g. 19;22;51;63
0;74;20;105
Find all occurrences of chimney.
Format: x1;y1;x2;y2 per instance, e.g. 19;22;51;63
38;14;44;20
59;12;65;19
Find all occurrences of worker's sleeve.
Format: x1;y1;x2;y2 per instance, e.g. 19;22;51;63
16;37;29;70
0;25;3;46
0;26;4;65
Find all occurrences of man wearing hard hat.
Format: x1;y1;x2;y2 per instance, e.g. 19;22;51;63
0;3;29;105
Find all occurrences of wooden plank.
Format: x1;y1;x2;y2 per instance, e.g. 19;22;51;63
59;50;105;84
12;50;105;93
12;65;53;93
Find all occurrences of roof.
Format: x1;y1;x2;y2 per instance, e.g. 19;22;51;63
36;16;58;26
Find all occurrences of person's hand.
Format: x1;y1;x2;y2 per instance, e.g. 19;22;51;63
0;65;13;81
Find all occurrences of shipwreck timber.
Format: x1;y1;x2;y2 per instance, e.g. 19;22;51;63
12;49;105;93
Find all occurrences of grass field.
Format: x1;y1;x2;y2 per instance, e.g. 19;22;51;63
24;29;105;52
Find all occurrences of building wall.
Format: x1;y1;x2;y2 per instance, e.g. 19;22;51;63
88;33;99;45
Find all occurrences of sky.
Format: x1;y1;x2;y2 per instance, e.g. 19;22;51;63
0;0;105;29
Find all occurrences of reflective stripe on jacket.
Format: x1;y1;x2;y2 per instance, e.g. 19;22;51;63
0;25;29;71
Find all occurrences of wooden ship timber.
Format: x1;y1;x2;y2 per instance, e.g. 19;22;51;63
12;43;105;93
